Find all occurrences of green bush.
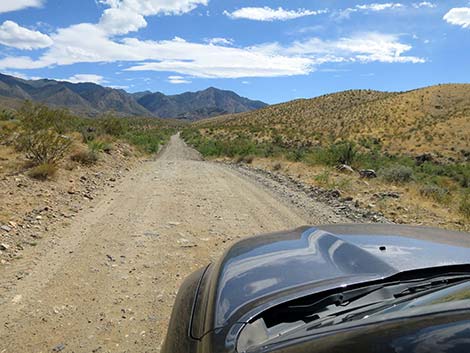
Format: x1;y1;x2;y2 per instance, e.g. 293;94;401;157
18;101;76;134
331;141;357;165
98;115;127;136
16;129;72;165
0;109;17;121
420;184;450;203
28;163;57;180
303;141;357;167
417;162;470;188
124;131;161;153
379;164;414;183
88;139;113;153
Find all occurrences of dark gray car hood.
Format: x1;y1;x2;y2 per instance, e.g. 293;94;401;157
193;224;470;338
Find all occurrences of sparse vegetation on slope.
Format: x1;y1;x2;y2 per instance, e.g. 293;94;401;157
201;84;470;162
0;102;176;180
183;84;470;230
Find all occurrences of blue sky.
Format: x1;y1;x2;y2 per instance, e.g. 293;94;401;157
0;1;469;103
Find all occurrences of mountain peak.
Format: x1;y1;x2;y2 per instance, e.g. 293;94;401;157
0;73;267;120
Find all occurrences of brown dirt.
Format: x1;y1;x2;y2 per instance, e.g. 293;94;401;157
0;134;351;353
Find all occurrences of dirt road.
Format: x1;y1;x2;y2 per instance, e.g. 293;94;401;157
0;134;349;353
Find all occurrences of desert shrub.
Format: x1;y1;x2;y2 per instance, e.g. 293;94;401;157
272;135;283;146
88;138;113;153
379;164;414;183
28;163;57;180
417;162;470;188
123;131;161;153
419;184;450;203
80;126;98;142
331;141;357;165
288;147;307;162
0;120;19;142
0;109;17;121
303;141;357;167
70;148;99;165
18;101;76;134
16;129;72;165
13;103;75;165
98;116;126;136
459;193;470;219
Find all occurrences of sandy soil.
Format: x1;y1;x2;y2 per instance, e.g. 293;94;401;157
0;134;350;353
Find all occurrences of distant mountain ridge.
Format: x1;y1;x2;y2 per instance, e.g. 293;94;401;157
135;87;267;120
0;73;267;120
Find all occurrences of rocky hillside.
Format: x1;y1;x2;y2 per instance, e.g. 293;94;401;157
0;73;149;117
203;84;470;161
0;73;266;120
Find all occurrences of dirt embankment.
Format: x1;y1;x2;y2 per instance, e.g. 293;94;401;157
1;134;375;353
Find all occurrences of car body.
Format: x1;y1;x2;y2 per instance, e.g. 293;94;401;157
162;224;470;353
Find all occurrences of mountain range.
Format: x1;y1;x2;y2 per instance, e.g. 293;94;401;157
0;73;267;120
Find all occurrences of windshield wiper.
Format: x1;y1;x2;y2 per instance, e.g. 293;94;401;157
286;284;384;315
393;278;455;298
306;274;470;328
281;274;470;325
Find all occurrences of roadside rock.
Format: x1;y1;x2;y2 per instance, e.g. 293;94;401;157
337;164;355;173
227;163;390;224
359;169;377;179
1;225;12;232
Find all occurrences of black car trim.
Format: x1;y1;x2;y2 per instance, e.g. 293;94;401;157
189;263;212;340
256;306;470;351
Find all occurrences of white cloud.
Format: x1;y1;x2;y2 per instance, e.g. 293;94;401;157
0;20;52;50
356;3;404;11
0;30;423;78
123;38;313;78
412;2;436;8
0;21;313;78
168;75;191;84
1;71;31;80
99;0;208;16
224;7;327;21
252;32;425;65
336;3;404;20
0;1;423;79
96;0;208;35
206;37;233;46
65;74;106;84
0;0;43;13
99;8;147;35
109;85;130;89
444;8;470;29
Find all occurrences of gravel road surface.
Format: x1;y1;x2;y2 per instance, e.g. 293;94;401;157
0;134;350;353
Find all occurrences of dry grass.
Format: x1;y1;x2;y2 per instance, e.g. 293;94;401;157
198;84;470;162
27;163;58;180
70;147;99;165
248;157;469;231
